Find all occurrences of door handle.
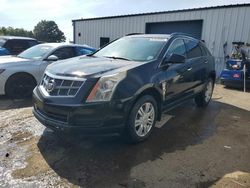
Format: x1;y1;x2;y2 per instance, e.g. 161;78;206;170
204;60;208;64
187;67;192;71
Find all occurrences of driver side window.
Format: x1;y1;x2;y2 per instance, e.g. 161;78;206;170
165;39;186;58
51;47;75;60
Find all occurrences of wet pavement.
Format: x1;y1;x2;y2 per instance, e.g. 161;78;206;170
0;85;250;188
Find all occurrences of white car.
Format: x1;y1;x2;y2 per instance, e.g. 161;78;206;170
0;43;96;98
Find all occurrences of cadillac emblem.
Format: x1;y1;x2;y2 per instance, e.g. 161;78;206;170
45;79;56;92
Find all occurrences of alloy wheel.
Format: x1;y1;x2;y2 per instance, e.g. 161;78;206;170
134;102;155;137
205;81;213;103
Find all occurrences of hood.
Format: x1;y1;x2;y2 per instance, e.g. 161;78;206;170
46;56;143;78
0;56;31;66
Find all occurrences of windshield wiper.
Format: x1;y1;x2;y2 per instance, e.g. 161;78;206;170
17;55;25;59
104;56;132;61
86;53;95;57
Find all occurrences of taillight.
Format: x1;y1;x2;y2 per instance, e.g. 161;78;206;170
233;74;240;78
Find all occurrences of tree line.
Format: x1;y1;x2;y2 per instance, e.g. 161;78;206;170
0;20;66;42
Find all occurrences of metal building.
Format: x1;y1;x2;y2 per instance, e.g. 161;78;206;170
72;4;250;75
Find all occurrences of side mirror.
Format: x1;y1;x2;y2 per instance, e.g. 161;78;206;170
46;55;58;61
163;53;185;66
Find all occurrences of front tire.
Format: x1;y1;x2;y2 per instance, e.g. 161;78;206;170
195;78;214;107
5;73;37;99
123;95;157;144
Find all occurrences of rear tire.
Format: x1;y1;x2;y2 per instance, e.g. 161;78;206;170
195;78;214;107
122;95;157;144
5;73;37;99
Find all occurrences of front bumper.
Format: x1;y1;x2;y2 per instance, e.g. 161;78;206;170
33;88;133;135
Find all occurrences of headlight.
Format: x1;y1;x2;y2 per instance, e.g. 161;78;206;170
86;72;126;102
0;69;5;74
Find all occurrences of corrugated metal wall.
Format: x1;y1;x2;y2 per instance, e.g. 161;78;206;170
74;6;250;75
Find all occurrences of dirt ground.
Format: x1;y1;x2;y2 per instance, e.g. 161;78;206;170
0;84;250;188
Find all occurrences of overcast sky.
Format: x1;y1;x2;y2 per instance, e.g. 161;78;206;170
0;0;250;41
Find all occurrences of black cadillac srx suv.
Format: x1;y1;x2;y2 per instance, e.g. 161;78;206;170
33;33;215;143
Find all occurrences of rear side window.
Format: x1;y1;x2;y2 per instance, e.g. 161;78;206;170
201;43;212;56
166;39;186;57
184;39;202;59
199;44;207;56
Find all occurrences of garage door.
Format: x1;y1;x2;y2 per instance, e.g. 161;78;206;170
146;20;203;39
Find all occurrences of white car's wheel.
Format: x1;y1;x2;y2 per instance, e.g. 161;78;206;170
5;73;37;98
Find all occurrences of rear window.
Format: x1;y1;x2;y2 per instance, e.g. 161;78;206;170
184;39;202;59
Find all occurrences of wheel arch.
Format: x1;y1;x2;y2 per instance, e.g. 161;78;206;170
5;72;37;93
209;70;216;83
131;86;163;121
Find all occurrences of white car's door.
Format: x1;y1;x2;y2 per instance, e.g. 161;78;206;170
39;59;52;78
39;46;76;79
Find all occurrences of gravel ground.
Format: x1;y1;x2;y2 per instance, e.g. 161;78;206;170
0;84;250;188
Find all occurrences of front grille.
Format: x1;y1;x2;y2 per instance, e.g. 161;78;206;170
40;72;85;97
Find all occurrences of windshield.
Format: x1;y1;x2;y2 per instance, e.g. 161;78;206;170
0;38;6;47
18;45;54;60
94;37;167;62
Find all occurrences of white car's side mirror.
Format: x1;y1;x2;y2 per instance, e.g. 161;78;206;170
46;55;58;61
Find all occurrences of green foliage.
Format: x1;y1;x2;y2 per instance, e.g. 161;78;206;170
33;20;66;42
0;27;34;37
0;20;66;42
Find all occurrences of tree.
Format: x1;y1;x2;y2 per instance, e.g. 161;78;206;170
33;20;66;42
0;27;34;37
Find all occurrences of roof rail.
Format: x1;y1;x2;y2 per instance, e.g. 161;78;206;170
125;33;143;36
232;42;245;45
170;32;196;37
